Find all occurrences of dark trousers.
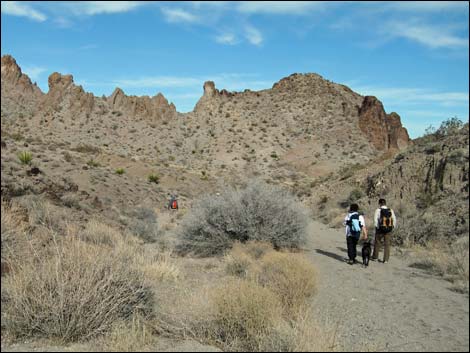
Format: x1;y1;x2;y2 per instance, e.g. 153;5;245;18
346;236;359;261
373;230;392;262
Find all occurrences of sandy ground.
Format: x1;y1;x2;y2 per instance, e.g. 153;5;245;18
307;220;469;352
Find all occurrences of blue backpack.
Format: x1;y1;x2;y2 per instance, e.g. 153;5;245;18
347;213;362;238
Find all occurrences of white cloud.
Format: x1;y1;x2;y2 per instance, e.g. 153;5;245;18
64;1;146;16
1;1;47;21
107;73;273;92
384;1;469;12
244;25;263;46
351;85;469;107
386;21;469;49
160;7;200;23
215;32;238;45
22;66;47;81
237;1;326;15
113;76;201;88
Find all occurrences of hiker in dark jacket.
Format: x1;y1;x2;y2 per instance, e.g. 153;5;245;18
371;199;396;264
343;203;368;265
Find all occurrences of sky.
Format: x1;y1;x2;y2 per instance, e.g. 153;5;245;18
1;1;469;138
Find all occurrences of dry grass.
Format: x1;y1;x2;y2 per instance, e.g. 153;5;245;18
224;241;272;278
256;251;318;318
410;236;469;293
208;278;284;351
98;313;156;352
1;200;27;262
225;242;317;318
79;219;127;246
134;250;181;283
3;234;153;342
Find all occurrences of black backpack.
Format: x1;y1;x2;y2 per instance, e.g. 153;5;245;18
378;208;394;233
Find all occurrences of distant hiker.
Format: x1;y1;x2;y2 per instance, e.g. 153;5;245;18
343;203;368;265
168;195;179;210
372;198;396;264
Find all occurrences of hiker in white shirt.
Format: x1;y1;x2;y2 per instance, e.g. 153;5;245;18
372;199;396;264
343;203;368;265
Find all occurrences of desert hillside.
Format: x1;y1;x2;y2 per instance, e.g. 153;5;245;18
1;54;468;352
1;54;410;204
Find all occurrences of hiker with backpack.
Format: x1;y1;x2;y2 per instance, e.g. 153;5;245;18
343;203;368;265
168;195;179;210
372;198;396;264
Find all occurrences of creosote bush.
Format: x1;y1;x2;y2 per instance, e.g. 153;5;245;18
115;168;125;175
176;180;309;256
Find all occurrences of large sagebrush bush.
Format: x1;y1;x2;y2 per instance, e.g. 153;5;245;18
176;180;309;256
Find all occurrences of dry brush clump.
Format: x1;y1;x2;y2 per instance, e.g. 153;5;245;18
208;278;284;351
410;236;469;293
195;243;327;351
176;180;309;257
256;251;318;318
3;234;153;342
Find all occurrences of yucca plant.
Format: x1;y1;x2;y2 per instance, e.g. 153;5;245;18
18;151;32;165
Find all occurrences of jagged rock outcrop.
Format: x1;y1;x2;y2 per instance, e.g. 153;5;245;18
358;96;410;151
39;72;95;117
108;88;176;121
1;55;43;117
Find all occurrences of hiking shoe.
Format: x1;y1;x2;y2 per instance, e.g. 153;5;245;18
370;258;378;262
383;261;388;264
347;260;354;265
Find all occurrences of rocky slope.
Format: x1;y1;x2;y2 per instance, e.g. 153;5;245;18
1;56;409;180
310;122;469;246
1;54;414;221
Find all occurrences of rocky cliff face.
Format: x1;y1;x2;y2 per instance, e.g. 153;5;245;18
358;96;410;151
39;72;95;118
1;55;43;117
108;88;176;121
1;55;176;123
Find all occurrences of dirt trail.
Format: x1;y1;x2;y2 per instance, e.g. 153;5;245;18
306;220;469;352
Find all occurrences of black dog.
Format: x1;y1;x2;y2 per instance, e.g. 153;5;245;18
362;241;372;267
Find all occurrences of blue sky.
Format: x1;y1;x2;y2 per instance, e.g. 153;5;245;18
1;1;469;138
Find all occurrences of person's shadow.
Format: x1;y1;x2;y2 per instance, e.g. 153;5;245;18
315;249;346;263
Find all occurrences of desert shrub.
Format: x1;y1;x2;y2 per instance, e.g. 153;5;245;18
436;116;464;137
3;236;153;342
115;168;125;175
18;151;32;165
21;196;65;233
147;173;160;184
1;201;28;262
209;279;283;351
72;143;101;154
60;193;80;209
256;252;317;318
80;220;125;246
128;207;159;243
176;180;309;256
87;159;100;167
410;236;469;293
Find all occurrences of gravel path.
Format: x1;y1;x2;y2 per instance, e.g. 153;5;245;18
307;221;469;352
